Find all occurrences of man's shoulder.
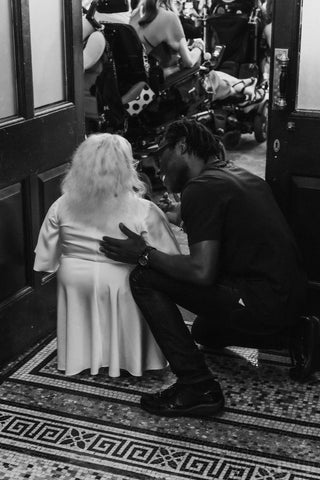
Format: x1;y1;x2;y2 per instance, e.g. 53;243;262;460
183;167;235;190
182;166;266;204
181;173;226;207
188;165;263;186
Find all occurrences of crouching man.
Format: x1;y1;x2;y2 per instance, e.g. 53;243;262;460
100;118;309;418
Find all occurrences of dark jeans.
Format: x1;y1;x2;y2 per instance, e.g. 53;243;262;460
129;267;293;384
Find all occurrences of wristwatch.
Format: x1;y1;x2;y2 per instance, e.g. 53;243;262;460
137;246;156;267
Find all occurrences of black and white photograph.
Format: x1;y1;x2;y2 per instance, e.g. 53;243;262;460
0;0;319;478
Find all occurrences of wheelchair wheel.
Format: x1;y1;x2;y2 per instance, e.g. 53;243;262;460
222;130;241;150
254;100;269;143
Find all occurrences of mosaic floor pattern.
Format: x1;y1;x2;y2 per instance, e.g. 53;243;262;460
0;334;320;480
1;217;320;479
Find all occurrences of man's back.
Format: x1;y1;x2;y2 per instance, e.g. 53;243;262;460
181;165;306;320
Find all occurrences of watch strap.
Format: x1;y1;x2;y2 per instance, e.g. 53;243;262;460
138;246;156;267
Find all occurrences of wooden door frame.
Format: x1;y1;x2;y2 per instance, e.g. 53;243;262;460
0;0;84;365
266;0;320;314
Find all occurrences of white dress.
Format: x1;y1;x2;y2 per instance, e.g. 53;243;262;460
34;192;180;377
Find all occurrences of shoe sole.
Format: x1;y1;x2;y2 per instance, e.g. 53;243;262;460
140;398;225;418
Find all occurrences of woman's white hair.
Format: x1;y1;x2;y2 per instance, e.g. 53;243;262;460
61;133;145;204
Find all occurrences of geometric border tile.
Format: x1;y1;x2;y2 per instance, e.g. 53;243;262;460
1;402;320;480
6;338;320;442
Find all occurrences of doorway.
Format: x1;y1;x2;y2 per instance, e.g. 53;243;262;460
0;0;84;365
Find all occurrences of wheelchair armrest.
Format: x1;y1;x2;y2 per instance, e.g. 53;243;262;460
215;93;246;105
162;64;200;89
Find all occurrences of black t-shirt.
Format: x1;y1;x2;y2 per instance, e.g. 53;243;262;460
181;165;306;319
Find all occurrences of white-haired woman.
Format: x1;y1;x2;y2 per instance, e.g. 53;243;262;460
34;133;179;377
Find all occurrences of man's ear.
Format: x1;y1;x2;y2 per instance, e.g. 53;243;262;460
177;138;187;154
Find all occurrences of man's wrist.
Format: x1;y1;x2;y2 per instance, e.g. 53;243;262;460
137;246;156;267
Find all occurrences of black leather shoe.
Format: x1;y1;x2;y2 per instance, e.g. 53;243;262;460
289;315;320;382
140;380;225;417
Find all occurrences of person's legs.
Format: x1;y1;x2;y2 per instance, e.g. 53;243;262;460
192;309;290;350
129;267;243;416
130;267;241;384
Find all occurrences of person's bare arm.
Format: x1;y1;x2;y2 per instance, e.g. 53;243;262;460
178;37;203;68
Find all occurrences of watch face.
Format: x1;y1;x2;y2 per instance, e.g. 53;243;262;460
138;255;148;267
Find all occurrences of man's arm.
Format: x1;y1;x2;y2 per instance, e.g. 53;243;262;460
148;239;220;286
99;224;220;286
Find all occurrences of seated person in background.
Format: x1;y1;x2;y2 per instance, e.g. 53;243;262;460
262;0;272;48
260;0;272;80
197;0;214;15
175;0;203;40
210;0;254;15
130;0;204;78
82;0;134;74
34;133;179;377
82;0;131;37
83;29;106;71
82;8;106;127
82;0;131;123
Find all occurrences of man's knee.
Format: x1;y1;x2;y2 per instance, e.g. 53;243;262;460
191;316;212;345
129;266;152;291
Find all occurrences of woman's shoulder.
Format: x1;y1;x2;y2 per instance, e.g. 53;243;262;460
131;195;152;210
47;195;64;215
157;8;184;38
130;196;164;219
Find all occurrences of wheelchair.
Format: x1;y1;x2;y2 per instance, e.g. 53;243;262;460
204;0;269;148
83;18;221;185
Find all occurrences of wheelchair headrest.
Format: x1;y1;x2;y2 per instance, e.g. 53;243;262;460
101;22;141;44
97;0;129;13
101;23;145;68
207;13;249;29
99;23;147;96
211;0;255;15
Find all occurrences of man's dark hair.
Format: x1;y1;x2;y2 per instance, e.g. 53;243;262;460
164;118;227;166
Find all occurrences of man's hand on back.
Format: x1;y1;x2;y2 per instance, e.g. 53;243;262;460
99;223;147;264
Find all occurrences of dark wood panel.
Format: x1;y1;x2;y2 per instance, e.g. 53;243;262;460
38;163;69;220
267;0;320;316
0;107;82;188
286;117;320;176
0;0;84;367
291;176;320;283
12;0;34;118
0;280;56;365
0;183;27;302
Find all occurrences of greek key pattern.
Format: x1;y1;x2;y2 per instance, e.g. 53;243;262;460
0;404;319;480
9;339;320;441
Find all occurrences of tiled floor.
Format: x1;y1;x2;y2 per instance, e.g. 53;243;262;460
1;332;320;479
1;138;320;479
